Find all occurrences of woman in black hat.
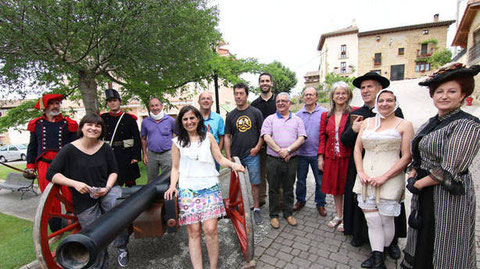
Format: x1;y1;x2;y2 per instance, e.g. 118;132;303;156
401;63;480;269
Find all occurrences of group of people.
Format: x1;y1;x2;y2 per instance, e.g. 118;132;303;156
25;64;480;269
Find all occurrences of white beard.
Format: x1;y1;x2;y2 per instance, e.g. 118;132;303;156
150;111;164;120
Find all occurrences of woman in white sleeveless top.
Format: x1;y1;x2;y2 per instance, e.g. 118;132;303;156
353;89;414;269
164;105;244;269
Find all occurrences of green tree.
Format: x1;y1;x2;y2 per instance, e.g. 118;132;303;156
258;61;297;94
427;49;452;69
0;0;221;126
321;72;355;90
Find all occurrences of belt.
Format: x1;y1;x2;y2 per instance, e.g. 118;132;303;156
149;149;170;154
39;157;53;164
268;155;297;161
111;141;124;147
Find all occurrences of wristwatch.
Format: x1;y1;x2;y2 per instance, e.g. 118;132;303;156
287;147;291;153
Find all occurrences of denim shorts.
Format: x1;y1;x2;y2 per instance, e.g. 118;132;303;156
240;154;261;185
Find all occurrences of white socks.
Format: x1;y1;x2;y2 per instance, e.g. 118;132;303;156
364;211;395;252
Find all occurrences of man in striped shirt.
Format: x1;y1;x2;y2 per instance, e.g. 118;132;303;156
261;92;307;229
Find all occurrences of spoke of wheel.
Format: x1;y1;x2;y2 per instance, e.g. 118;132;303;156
48;212;77;220
48;222;81;238
231;218;247;254
55;192;74;213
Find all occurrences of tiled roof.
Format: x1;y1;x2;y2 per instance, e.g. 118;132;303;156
358;20;455;37
317;25;359;50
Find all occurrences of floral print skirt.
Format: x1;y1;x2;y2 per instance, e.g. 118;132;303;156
177;184;226;226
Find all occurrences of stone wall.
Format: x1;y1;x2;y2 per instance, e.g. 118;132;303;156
358;25;450;80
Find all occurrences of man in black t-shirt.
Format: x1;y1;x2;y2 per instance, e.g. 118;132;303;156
251;72;276;206
225;83;264;225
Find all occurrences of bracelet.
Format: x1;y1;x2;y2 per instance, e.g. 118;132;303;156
106;186;112;192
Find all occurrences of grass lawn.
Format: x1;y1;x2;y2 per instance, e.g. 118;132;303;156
0;163;26;181
0;213;35;269
137;162;148;185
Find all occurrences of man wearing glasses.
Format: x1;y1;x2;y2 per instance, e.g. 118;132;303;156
261;93;306;229
294;87;328;216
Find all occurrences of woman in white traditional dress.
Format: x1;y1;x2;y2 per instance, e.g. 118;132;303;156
353;89;414;269
164;105;244;269
401;63;480;269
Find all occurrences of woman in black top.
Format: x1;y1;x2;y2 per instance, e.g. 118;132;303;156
47;113;119;269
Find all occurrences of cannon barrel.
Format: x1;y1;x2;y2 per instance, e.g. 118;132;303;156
56;173;171;269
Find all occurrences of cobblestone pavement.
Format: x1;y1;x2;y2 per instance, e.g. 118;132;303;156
254;152;480;269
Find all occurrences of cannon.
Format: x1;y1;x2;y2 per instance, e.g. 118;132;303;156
33;157;254;269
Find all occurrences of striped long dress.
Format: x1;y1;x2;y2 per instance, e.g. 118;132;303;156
402;109;480;269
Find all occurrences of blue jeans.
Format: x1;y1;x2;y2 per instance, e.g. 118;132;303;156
240;154;261;185
296;155;326;207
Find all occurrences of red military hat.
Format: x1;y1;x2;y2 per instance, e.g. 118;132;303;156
34;94;63;110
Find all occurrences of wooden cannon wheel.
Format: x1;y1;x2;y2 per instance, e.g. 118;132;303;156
224;157;255;262
33;183;81;269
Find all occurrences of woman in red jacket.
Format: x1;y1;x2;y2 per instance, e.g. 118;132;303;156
318;81;355;232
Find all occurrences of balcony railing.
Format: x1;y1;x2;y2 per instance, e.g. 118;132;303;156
468;43;480;65
333;66;354;75
416;50;433;58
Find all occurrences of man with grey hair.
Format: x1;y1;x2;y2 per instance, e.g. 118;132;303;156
261;92;306;229
141;97;177;183
294;87;328;216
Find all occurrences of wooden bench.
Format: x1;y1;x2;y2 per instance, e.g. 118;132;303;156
0;172;38;199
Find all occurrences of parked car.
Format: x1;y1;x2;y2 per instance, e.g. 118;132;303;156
0;144;27;162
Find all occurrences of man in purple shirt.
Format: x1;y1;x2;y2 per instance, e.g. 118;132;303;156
294;87;328;216
261;92;306;229
141;97;176;183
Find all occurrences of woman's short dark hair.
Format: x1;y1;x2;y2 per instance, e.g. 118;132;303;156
428;75;475;97
77;113;106;140
176;105;206;147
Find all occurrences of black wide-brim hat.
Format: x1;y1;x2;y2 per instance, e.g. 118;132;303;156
353;72;390;89
105;88;121;101
419;63;480;88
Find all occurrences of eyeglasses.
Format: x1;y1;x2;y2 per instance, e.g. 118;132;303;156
276;100;289;104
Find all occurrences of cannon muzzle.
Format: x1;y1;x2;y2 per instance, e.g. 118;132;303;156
56;173;171;269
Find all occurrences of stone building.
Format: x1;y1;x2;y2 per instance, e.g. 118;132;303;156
452;0;480;100
317;24;359;83
357;16;455;81
313;16;455;86
303;70;321;89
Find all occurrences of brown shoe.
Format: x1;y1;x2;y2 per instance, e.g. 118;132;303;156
286;216;297;226
270;218;280;229
293;202;305;212
317;206;327;216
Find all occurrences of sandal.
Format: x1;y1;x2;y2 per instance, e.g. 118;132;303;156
327;216;342;228
337;222;344;232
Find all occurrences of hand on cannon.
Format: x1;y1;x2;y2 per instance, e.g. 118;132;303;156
164;186;177;200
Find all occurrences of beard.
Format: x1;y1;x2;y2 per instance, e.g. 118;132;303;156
260;86;271;93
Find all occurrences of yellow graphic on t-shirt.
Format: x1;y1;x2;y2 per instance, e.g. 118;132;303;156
236;115;252;132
